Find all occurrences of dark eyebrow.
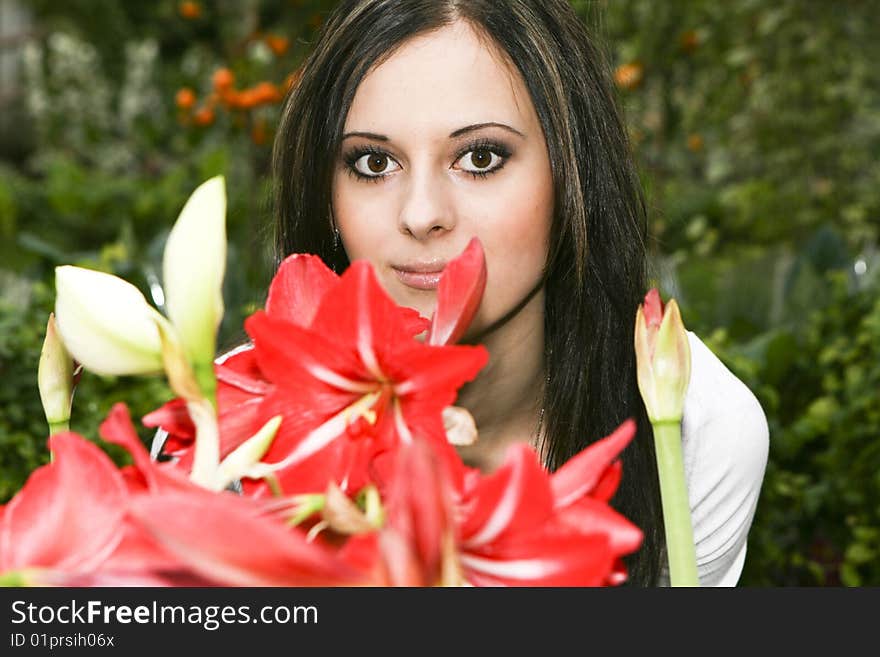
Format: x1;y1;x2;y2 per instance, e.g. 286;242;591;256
341;122;525;141
341;131;390;142
449;122;525;138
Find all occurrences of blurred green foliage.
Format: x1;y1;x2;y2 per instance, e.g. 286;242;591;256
704;272;880;586
0;0;878;585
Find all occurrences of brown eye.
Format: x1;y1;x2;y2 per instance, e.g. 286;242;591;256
367;153;387;173
470;149;492;169
458;147;504;175
349;150;400;178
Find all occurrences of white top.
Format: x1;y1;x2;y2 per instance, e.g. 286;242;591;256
657;331;770;587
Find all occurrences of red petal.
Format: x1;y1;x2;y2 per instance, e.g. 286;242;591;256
336;533;387;585
102;404;160;487
0;433;127;573
389;342;488;405
246;310;368;396
458;444;554;548
100;403;198;493
385;342;488;470
98;516;187;575
550;419;635;508
428;237;487;345
383;441;457;583
142;398;194;439
378;529;431;586
166;397;265;475
216;363;272;397
243;438;347;498
265;253;339;327
309;261;422;375
129;490;359;586
461;529;613;587
215;344;262;382
249;386;357;461
157;347;275;468
398;307;432;340
591;460;623;503
557;496;644;555
38;569;212;587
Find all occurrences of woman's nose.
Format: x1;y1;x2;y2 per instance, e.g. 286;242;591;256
397;170;455;240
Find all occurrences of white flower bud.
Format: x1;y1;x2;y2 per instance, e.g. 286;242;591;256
54;265;163;376
163;175;227;370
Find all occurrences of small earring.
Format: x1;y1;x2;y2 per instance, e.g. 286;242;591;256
330;224;341;273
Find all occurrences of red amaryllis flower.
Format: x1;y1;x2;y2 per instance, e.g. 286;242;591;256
142;252;366;464
456;420;643;586
241;257;487;496
338;421;641;587
0;432;128;584
146;239;488;495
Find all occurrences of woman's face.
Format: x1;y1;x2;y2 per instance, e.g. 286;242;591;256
331;21;554;340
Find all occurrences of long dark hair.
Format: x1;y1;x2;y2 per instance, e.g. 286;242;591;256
272;0;664;586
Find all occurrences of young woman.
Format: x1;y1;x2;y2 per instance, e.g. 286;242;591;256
270;0;769;586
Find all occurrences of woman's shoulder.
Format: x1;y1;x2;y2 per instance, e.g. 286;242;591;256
681;330;769;473
677;330;770;586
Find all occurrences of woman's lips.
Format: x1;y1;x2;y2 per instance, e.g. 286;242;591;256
393;267;444;290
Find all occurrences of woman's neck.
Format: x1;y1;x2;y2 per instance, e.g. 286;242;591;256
454;288;546;472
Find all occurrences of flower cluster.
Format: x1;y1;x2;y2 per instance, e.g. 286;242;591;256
176;67;290;131
1;178;644;587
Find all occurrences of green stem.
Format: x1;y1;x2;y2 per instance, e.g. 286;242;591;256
653;420;699;586
47;420;69;436
194;360;218;412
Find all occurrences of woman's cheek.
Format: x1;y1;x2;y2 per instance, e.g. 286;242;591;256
334;194;386;264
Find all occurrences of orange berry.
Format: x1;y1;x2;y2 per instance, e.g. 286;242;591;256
614;62;643;90
253;81;282;104
212;67;235;92
175;87;196;110
236;91;257;110
265;34;290;57
686;134;704;152
308;13;324;30
193;106;215;126
178;1;202;19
